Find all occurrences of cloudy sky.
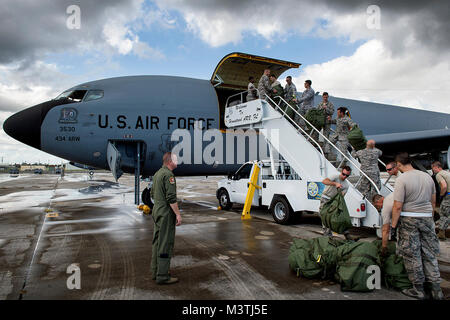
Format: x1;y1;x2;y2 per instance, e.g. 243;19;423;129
0;0;448;164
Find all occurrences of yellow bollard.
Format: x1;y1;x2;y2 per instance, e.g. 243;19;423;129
241;161;261;220
143;205;151;215
46;212;59;218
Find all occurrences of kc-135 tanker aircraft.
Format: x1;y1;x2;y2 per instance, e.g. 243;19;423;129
3;52;450;204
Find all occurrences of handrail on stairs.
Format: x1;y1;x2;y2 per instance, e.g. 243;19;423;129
273;94;381;195
224;89;381;195
329;127;388;170
263;95;327;176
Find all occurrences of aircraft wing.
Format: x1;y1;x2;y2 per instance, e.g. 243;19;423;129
367;128;450;155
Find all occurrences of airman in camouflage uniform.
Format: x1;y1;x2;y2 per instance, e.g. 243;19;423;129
313;92;334;154
397;217;441;298
353;139;382;200
283;76;297;122
391;152;443;300
151;152;182;285
431;161;450;240
328;107;356;165
258;69;272;101
295;79;315;130
246;76;258;101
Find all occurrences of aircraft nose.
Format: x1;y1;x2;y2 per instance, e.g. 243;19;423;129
3;104;42;150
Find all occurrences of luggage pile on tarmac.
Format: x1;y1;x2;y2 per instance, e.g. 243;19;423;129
288;237;412;292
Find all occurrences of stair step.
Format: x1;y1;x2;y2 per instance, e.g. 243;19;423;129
347;176;360;184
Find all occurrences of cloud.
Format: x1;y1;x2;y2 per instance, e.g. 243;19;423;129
0;111;65;164
0;96;20;113
293;39;450;113
0;0;168;114
132;40;165;60
0;60;71;110
0;0;171;165
154;0;449;112
154;0;449;54
155;0;326;47
0;0;164;64
101;1;166;60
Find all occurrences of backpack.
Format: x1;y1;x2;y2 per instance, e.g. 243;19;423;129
347;125;367;151
335;241;380;292
319;193;352;234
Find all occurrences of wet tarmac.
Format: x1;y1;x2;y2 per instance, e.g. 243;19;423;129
0;172;449;300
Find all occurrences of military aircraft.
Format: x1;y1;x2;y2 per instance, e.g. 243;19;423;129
3;52;450;204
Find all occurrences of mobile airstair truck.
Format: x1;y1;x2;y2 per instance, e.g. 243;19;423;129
216;92;393;237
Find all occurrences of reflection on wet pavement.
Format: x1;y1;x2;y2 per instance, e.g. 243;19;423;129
0;172;448;300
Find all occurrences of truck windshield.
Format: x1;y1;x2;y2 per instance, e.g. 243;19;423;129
235;164;252;180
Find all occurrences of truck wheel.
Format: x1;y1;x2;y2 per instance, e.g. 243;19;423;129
142;187;154;209
270;196;292;224
375;227;382;239
218;189;233;210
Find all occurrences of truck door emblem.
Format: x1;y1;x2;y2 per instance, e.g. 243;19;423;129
307;182;324;200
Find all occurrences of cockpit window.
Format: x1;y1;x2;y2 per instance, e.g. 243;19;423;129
55;90;87;102
84;90;104;102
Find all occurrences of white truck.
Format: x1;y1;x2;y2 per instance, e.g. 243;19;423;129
216;159;368;225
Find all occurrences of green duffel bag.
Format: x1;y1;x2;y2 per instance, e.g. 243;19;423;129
288;237;345;279
310;236;346;279
289;238;324;279
335;241;381;292
347;125;367;151
305;108;326;131
372;240;413;291
320;193;352;234
270;83;285;100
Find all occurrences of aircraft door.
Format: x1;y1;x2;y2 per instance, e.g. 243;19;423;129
107;141;124;181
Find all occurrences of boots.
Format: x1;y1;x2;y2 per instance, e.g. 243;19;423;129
437;229;446;240
402;284;426;300
431;283;444;300
157;277;179;285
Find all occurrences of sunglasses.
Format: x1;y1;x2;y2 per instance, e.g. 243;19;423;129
386;168;394;171
342;173;350;177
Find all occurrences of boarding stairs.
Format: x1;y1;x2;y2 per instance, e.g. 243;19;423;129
224;92;392;232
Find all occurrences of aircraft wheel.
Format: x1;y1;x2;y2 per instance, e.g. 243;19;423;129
270;196;293;225
142;187;154;209
218;189;233;210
